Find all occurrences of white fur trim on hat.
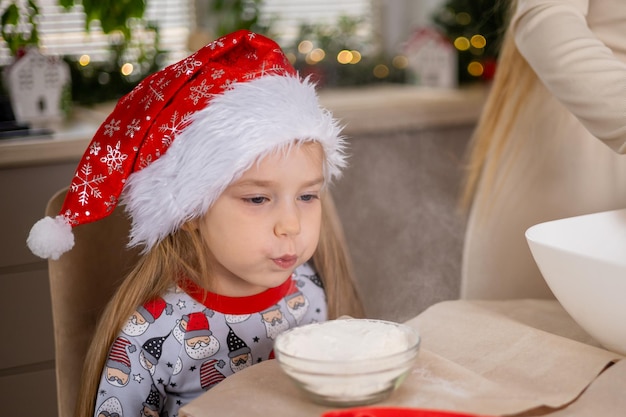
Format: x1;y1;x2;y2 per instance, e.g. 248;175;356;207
122;75;346;251
26;215;75;260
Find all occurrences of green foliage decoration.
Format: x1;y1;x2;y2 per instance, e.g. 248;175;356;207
1;0;40;56
58;0;146;41
207;0;266;38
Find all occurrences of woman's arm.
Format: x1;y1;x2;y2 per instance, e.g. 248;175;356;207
513;0;626;153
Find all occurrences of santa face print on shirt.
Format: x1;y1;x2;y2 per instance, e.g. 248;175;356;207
260;304;290;340
182;312;220;359
284;285;310;323
104;337;136;387
122;298;173;337
226;326;253;373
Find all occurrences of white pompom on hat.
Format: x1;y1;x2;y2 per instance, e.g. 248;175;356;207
27;30;346;260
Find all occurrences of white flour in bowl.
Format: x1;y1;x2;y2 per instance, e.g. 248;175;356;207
277;319;411;360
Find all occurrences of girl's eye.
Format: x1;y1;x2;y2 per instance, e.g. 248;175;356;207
299;194;319;202
244;196;268;204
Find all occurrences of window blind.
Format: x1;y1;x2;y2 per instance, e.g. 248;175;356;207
0;0;192;66
0;0;374;67
261;0;374;45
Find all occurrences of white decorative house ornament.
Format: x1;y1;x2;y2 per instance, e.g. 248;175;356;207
3;48;70;129
404;27;457;89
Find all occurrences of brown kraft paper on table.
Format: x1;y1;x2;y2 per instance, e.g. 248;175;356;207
180;299;623;417
402;300;623;416
543;359;626;417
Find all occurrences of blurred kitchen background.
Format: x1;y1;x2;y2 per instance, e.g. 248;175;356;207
0;1;508;415
0;0;506;103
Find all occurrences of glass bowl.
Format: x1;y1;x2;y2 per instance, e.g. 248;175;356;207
274;318;420;407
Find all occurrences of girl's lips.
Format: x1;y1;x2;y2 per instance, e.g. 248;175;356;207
272;255;298;269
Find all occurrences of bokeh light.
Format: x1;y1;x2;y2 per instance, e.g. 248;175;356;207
454;36;470;51
78;54;90;66
455;12;471;25
392;55;409;69
467;61;484;77
120;63;134;76
306;48;325;65
470;34;486;49
349;50;362;64
373;64;389;79
337;50;353;65
298;40;314;54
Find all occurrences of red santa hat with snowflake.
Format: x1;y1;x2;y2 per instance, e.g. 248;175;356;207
27;30;346;260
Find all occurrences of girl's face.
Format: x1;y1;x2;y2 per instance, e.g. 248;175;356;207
199;141;325;297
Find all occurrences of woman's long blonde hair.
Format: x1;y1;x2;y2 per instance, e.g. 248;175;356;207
460;0;539;212
74;190;363;417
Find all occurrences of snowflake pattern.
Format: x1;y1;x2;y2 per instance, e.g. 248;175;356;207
62;209;80;226
209;40;224;50
211;69;225;80
221;79;237;91
71;163;106;206
126;119;141;138
89;142;101;156
189;79;214;105
173;56;202;77
140;76;172;111
104;195;118;212
103;119;121;137
158;112;194;148
243;60;286;80
138;152;154;170
100;141;129;174
245;51;259;61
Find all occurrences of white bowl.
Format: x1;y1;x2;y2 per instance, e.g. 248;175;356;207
274;318;420;407
526;208;626;355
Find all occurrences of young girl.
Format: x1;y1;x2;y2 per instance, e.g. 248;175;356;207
27;30;364;416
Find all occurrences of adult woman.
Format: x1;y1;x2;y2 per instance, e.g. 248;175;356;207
461;0;626;299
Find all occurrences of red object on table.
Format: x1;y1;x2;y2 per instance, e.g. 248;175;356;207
322;407;496;417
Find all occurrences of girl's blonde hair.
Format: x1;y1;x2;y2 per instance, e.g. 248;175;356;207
74;191;363;417
460;0;538;213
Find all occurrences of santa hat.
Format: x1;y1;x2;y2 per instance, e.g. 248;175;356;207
184;312;212;340
226;326;251;358
106;337;135;374
200;359;226;390
142;333;169;364
142;385;162;411
137;298;173;323
27;30;346;260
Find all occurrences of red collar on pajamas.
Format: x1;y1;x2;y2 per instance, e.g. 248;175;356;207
179;275;296;315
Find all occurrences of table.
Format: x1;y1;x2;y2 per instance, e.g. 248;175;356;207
179;300;625;417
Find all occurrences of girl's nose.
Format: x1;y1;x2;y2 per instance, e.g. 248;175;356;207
274;202;301;237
